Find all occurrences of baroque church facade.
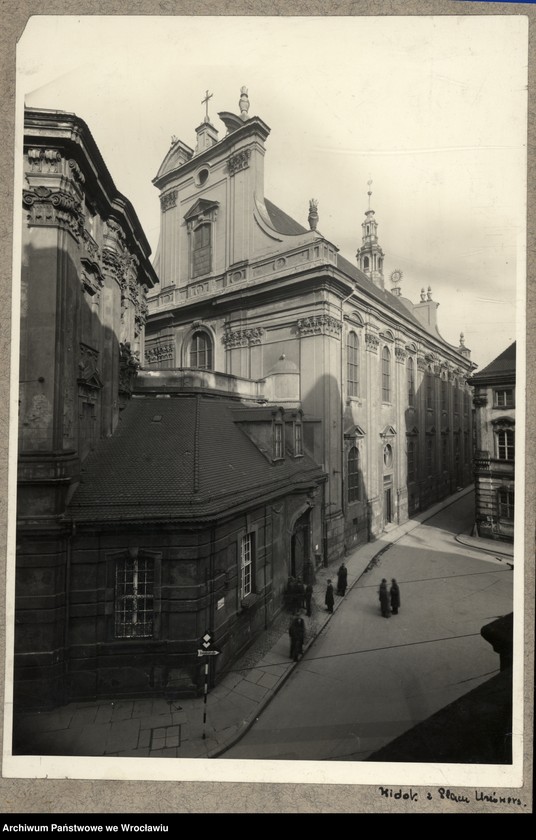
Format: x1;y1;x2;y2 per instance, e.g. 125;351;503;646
145;88;475;563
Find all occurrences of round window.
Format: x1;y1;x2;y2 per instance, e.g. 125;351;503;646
197;168;209;186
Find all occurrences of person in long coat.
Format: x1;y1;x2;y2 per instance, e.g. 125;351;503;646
379;578;391;618
289;615;305;661
337;563;348;596
304;583;313;617
390;578;401;615
295;576;306;612
325;579;335;613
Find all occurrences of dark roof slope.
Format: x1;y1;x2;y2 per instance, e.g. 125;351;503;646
264;198;309;235
67;395;325;523
471;342;516;383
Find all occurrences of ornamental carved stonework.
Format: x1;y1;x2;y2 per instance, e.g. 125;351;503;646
82;228;99;259
297;315;342;337
23;187;84;240
395;346;407;363
161;190;178;212
27;148;62;174
102;247;123;283
68;159;86;185
417;356;427;371
473;394;488;408
222;326;264;348
119;342;140;400
228;148;251;176
145;344;174;364
365;332;380;352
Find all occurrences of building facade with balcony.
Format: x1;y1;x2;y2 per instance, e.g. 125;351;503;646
145;88;476;564
469;342;516;542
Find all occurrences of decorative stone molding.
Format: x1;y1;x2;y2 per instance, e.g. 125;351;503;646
222;326;264;348
82;227;99;258
68;159;85;184
145;344;174;364
23;186;84;240
365;332;380;352
80;257;104;299
417;356;427;371
104;217;127;247
134;292;149;338
160;190;178;212
395;346;407;363
119;342;140;399
228;148;251;176
77;344;103;402
27;148;61;173
473;394;488;408
297;315;342;337
491;417;515;432
102;247;123;282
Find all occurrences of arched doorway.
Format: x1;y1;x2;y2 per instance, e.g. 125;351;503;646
291;510;313;584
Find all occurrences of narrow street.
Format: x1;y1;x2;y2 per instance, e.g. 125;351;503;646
222;493;514;761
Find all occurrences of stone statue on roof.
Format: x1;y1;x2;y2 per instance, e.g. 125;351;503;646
239;86;250;120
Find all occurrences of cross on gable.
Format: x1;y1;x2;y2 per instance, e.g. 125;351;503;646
201;89;213;119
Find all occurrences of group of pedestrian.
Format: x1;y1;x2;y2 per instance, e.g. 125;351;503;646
286;575;314;616
378;577;400;618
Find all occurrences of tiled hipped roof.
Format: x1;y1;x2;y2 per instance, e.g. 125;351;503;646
471;341;516;382
67;396;325;524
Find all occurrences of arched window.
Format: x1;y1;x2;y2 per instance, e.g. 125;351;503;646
382;346;391;402
441;376;448;412
192;223;211;278
363;256;370;270
189;331;213;370
347;331;359;397
407;357;415;407
348;447;360;503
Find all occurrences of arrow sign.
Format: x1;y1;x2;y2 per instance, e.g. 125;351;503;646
197;649;220;657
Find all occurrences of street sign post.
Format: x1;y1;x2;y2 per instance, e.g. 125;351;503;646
200;631;219;739
197;649;220;657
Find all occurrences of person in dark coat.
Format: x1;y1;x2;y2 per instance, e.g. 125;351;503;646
289;614;305;661
379;578;391;618
304;583;313;617
390;578;401;615
325;579;335;613
286;576;297;612
295;576;306;612
337;563;348;596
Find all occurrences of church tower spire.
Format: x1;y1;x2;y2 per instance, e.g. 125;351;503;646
356;180;385;289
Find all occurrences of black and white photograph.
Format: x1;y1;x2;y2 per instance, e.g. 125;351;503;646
0;7;533;814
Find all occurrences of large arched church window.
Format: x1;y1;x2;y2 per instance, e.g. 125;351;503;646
192;222;212;278
190;331;213;370
347;331;359;397
348;446;360;503
407;357;415;407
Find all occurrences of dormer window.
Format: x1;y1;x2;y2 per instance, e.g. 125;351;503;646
273;422;284;460
294;422;303;457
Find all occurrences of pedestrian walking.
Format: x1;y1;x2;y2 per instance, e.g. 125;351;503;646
305;583;313;617
337;562;348;596
390;578;400;615
289;614;305;661
378;578;391;618
325;579;335;613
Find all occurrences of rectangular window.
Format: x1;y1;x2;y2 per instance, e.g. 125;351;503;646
495;389;515;408
294;423;303;456
274;423;283;459
115;556;154;639
498;487;515;520
240;533;254;599
497;429;515;461
192;224;211;278
407;441;415;482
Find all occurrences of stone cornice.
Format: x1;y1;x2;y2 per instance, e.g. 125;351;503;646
23;186;84;241
296;315;341;337
222;326;265;348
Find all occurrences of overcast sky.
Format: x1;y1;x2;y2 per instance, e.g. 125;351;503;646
17;14;527;370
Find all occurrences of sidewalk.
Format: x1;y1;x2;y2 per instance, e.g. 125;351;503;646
13;485;496;760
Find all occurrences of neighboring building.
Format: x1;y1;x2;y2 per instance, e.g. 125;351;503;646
469;342;516;542
15;107;325;708
146;88;475;562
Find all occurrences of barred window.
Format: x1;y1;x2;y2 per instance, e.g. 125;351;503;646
382;346;391;402
348;446;360;502
347;332;359;398
497;429;515;461
498;487;514;520
190;331;213;370
407;357;415;407
115;555;154;639
241;533;255;599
